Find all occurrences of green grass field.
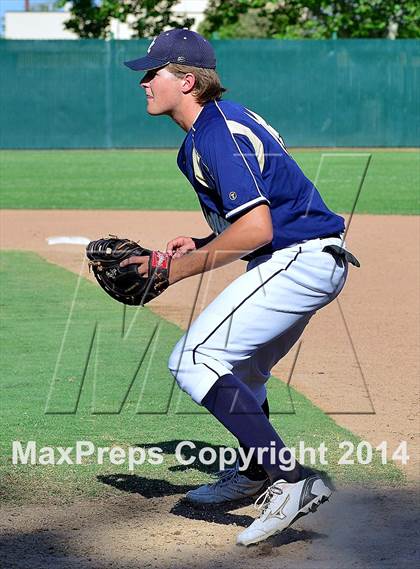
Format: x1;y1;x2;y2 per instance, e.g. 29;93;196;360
0;252;404;504
1;148;415;504
0;149;419;214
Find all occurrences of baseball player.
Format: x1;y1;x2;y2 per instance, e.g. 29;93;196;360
122;29;358;546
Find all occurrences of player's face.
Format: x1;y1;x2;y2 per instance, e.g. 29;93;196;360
140;68;183;116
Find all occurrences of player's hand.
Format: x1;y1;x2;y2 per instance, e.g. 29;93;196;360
119;255;150;277
166;236;196;259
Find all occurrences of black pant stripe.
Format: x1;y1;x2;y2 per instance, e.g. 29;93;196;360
192;247;303;370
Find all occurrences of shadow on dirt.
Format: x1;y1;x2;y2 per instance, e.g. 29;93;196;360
97;473;196;498
0;487;419;569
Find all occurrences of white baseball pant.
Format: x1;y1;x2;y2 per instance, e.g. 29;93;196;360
168;235;348;405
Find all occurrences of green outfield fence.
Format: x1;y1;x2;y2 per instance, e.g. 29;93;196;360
0;39;419;148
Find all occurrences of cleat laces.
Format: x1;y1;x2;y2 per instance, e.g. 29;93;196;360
211;466;239;487
253;482;284;513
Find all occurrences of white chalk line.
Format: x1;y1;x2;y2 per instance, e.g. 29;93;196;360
47;236;90;246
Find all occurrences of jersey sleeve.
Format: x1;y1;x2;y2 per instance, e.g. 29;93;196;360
197;122;270;220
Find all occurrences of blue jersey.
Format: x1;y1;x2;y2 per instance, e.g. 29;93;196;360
177;100;345;258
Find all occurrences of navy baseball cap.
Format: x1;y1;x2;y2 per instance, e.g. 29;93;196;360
124;28;216;71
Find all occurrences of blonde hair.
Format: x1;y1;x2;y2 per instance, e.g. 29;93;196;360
166;63;226;104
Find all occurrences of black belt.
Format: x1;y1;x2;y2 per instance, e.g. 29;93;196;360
320;232;342;240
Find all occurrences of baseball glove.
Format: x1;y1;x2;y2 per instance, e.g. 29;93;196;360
86;236;171;306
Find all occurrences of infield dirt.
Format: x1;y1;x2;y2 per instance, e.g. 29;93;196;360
0;487;418;569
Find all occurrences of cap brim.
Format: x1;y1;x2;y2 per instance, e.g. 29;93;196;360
124;55;169;71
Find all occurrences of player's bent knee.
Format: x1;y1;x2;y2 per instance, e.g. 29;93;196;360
168;341;231;404
167;344;198;400
168;340;196;385
168;341;185;378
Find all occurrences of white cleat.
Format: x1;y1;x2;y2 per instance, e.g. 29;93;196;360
236;474;332;546
185;466;267;505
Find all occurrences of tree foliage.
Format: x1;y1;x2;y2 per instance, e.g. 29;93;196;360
57;0;194;39
198;0;420;39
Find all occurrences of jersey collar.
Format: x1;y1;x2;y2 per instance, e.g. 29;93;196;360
190;100;215;132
